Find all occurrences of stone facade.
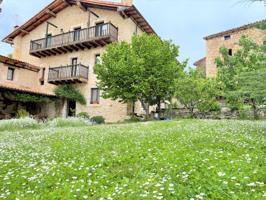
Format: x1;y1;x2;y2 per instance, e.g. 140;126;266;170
203;22;266;77
2;0;153;122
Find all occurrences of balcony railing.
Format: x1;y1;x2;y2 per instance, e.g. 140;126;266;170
30;23;118;58
48;64;89;84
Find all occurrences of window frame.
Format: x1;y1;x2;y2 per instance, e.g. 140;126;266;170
7;67;15;81
73;27;81;42
90;88;100;104
224;35;231;41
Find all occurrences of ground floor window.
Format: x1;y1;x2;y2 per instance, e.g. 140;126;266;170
91;88;100;104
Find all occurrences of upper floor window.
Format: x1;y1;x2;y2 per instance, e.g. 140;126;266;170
91;88;100;104
7;67;15;81
73;27;81;41
95;22;108;37
224;35;231;40
45;34;52;48
40;68;45;85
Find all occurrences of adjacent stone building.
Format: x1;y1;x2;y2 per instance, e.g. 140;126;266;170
1;0;155;122
195;20;266;77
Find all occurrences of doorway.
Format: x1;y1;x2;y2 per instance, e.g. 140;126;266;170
67;100;76;117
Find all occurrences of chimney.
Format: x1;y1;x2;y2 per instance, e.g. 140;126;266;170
121;0;133;6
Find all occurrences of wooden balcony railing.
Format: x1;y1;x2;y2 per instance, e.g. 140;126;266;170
48;64;89;84
30;23;118;58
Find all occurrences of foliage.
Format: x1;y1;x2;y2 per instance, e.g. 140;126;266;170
91;116;105;124
216;36;266;92
0;117;39;131
76;112;90;120
235;69;266;119
95;34;185;117
215;36;266;118
4;91;52;103
48;117;91;128
54;85;86;105
175;68;220;116
0;120;265;199
16;109;29;119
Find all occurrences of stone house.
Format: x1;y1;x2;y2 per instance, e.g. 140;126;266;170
195;19;266;77
1;0;155;122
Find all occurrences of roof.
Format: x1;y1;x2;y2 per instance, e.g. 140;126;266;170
3;0;156;44
194;57;206;67
0;55;40;72
204;19;266;40
0;82;55;97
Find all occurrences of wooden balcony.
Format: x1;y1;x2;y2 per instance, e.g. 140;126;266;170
48;64;89;85
30;23;118;58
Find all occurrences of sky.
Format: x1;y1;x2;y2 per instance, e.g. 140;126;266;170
0;0;265;66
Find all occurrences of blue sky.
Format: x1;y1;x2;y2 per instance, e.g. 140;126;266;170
0;0;265;66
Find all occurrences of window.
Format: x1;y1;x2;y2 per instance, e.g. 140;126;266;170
228;49;233;56
71;58;78;76
91;88;100;104
95;54;101;65
40;68;45;85
7;67;14;81
45;34;52;47
73;27;81;41
224;35;231;40
95;22;107;37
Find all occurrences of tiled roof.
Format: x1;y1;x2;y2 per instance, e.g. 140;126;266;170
194;57;206;67
3;0;155;44
0;55;40;72
204;19;266;40
0;82;55;97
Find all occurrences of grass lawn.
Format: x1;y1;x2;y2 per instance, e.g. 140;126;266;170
0;119;265;200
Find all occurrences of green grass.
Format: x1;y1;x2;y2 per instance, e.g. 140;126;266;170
0;120;265;199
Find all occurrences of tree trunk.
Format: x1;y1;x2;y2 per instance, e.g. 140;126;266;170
140;100;149;119
157;98;161;120
251;99;259;120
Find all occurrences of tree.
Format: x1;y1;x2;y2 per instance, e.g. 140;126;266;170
95;34;185;118
235;69;266;119
175;69;220;117
216;36;266;92
215;36;266;117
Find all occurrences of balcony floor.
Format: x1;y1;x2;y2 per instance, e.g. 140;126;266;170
30;36;113;58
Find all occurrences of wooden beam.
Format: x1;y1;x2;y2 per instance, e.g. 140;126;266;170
20;29;29;34
76;0;86;11
46;9;56;18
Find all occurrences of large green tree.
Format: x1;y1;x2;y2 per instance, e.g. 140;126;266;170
95;34;184;118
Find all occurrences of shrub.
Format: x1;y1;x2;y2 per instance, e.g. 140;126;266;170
16;109;29;119
77;112;90;120
48;117;91;128
91;116;105;124
0;118;39;131
124;115;141;123
54;85;86;105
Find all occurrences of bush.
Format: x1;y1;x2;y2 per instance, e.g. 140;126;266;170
124;115;141;123
77;112;90;120
48;117;92;128
16;109;29;119
0;118;40;131
91;116;105;124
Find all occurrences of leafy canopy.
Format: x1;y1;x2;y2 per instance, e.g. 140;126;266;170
95;34;185;114
54;85;86;105
175;69;220;115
